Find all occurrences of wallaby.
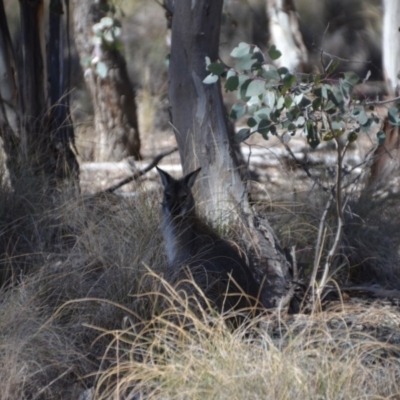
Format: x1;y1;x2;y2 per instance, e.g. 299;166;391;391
156;166;259;311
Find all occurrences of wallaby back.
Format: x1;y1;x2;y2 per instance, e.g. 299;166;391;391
156;167;259;310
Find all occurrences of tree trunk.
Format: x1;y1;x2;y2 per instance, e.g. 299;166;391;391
266;0;309;72
72;0;141;162
367;0;400;191
168;0;291;308
48;0;79;182
0;0;79;187
0;0;20;183
19;0;47;162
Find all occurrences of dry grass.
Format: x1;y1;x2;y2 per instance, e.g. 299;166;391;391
0;174;399;399
92;277;400;399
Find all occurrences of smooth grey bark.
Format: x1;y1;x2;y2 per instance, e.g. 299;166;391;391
168;0;291;308
72;0;141;162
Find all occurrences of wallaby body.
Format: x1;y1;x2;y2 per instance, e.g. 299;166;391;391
157;167;259;310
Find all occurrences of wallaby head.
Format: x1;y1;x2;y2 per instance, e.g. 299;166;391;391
156;167;201;217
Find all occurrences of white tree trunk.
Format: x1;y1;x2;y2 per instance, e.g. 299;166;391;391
367;0;400;190
267;0;308;72
383;0;400;95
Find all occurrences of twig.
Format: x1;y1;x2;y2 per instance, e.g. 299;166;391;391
364;95;400;106
277;134;330;193
104;146;178;193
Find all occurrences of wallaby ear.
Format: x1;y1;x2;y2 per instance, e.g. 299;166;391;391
183;168;201;188
156;166;173;188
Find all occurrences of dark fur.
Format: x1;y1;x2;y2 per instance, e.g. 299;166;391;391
157;167;259;311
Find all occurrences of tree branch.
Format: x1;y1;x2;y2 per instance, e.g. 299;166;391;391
104;146;178;194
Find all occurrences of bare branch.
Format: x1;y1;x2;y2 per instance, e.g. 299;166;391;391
104;146;178;194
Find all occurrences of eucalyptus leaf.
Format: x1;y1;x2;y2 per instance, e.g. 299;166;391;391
235;128;251;143
247;117;258;128
306;122;320;148
230;103;246;120
225;76;239;92
254;107;271;119
263;91;276;108
235;54;257;71
268;45;282;60
377;130;386;146
230;42;251;58
348;131;358;142
344;71;360;86
96;61;108;78
263;68;280;81
203;73;219;84
388;107;400;126
208;62;225;76
246;79;265;97
258;119;273;135
101;17;114;28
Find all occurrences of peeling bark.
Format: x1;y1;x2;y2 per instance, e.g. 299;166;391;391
72;0;141;162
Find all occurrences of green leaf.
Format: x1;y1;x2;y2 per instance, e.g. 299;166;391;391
101;17;114;28
234;54;257;70
96;61;108;78
263;69;280;81
306;122;320;148
203;73;219;84
294;93;303;105
254;107;271;119
276;96;285;110
92;22;103;35
258;119;273;135
230;42;251;58
263;91;276;108
326;60;340;75
312;97;322;111
321;85;328;99
247;117;258;127
235;128;251;143
348;131;358;142
230;103;246;120
357;109;369;126
240;79;252;101
208;62;225;76
268;45;282;60
388;107;400;126
113;26;121;38
225;76;239;92
343;71;360;86
103;30;114;43
284;96;293;109
295;116;305;127
377;130;386;146
226;69;236;79
246;79;265;97
323;131;334;141
277;67;289;76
